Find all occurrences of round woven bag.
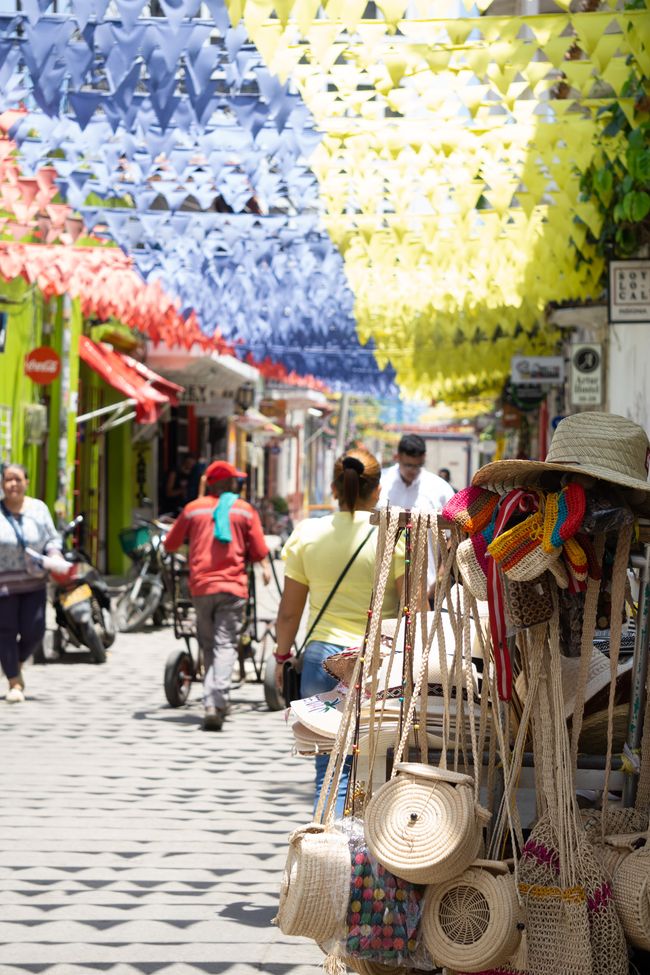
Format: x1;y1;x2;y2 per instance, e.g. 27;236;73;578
276;824;351;942
364;763;487;884
611;845;650;950
421;861;521;973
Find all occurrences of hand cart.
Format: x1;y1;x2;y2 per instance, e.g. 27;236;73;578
162;551;285;711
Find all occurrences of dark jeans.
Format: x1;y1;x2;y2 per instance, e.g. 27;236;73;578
0;588;46;681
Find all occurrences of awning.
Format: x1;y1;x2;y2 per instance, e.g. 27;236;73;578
78;336;184;426
145;342;260;393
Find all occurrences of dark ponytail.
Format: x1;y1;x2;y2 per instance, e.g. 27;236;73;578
333;449;381;514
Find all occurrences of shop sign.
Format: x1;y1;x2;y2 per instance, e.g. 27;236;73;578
24;346;61;384
570;344;602;407
609;259;650;323
511;355;564;385
178;384;235;406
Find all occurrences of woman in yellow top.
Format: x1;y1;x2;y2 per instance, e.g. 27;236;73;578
274;447;404;816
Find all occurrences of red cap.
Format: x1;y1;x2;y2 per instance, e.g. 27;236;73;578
205;460;247;483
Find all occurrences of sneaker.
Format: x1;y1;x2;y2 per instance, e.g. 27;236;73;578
6;686;25;704
203;707;224;731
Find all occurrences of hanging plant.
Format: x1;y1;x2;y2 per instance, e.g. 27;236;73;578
574;4;650;277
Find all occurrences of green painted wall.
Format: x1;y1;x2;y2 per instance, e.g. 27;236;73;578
0;278;44;483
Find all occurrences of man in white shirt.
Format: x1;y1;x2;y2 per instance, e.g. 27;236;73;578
379;434;455;599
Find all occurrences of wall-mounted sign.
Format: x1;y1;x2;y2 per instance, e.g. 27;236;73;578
24;346;61;384
511;355;564;385
178;384;235;406
609;259;650;323
570;344;602;406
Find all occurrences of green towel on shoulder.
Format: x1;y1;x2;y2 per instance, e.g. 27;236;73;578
213;493;239;543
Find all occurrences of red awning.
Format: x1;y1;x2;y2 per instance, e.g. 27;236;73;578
79;336;183;425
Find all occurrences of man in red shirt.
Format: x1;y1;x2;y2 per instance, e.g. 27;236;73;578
164;460;270;730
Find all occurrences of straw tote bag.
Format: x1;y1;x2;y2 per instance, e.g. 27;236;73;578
611;838;650;951
364;762;488;885
275;824;351;942
421;860;521;973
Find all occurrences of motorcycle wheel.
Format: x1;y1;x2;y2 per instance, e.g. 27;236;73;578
164;648;193;708
263;654;285;712
94;599;116;648
114;579;163;633
80;620;106;664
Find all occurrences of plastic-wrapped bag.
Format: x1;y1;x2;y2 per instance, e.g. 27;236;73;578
325;819;434;972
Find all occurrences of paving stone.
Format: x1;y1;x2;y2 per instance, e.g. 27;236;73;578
0;625;324;975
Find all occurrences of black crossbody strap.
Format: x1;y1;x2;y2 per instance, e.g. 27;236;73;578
296;526;376;658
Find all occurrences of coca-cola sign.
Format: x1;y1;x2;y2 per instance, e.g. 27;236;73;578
24;346;61;384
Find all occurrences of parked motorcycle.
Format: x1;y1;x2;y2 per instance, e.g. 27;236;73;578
50;515;116;664
114;520;176;632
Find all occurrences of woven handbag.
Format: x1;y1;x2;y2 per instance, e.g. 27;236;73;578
611;841;650;951
421;860;521;973
503;572;553;630
364;762;489;885
275;824;351;942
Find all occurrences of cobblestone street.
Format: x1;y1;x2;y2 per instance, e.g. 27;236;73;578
0;623;322;975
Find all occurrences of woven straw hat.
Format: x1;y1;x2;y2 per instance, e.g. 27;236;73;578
290;689;346;739
275;824;351;942
421;861;521;973
559;647;633;720
473;412;650;514
364;763;488;885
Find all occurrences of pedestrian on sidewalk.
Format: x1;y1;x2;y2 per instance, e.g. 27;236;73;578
379;434;454;605
273;447;404;817
164;460;271;730
0;463;62;704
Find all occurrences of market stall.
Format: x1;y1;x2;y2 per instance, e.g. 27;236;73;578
275;412;650;975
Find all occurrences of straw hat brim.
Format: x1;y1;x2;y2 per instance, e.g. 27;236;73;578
473;459;650;514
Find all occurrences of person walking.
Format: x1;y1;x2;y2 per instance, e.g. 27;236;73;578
273;448;404;817
379;433;454;604
164;460;271;730
0;463;62;703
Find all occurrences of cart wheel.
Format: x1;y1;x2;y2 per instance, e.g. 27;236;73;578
263;654;284;711
164;648;193;707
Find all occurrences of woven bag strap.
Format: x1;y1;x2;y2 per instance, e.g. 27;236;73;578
602;522;634;833
462;584;480;802
569;535;606;775
315;507;401;826
547;597;582;888
391;525;459;772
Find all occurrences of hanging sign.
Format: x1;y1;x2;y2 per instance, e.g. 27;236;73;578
511;355;564;385
570;344;602;407
609;260;650;323
24;346;61;384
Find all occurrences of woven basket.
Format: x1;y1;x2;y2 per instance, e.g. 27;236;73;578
611;845;650;950
344;956;409;974
276;824;351;942
364;763;488;885
421;861;521;973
